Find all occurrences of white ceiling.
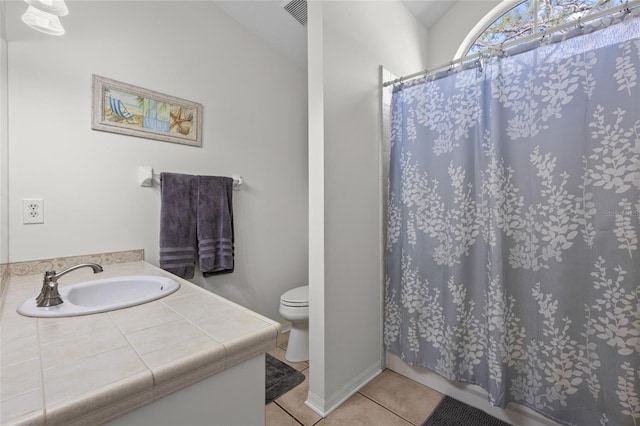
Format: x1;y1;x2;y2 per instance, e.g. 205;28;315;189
401;0;457;28
213;1;456;68
2;0;455;68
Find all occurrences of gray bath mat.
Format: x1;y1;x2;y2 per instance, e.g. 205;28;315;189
422;396;512;426
265;353;305;404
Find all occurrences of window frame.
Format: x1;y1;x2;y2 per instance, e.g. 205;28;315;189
454;0;525;60
454;0;620;59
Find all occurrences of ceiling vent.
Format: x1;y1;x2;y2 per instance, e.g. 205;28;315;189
281;0;307;27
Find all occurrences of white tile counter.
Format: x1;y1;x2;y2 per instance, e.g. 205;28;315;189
0;260;280;425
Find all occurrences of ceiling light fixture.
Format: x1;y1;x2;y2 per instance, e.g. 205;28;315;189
21;0;68;36
25;0;68;17
21;5;65;35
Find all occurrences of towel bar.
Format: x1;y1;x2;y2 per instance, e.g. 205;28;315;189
138;166;243;190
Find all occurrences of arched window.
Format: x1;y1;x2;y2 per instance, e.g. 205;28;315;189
455;0;628;58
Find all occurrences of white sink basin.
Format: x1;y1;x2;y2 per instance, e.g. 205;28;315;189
17;275;180;318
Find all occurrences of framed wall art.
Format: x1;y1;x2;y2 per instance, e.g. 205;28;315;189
92;75;203;147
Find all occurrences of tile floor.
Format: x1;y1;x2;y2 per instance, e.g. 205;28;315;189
267;334;444;426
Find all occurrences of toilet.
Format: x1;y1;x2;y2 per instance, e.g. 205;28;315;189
279;285;309;362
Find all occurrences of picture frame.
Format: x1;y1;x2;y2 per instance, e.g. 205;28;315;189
91;75;203;147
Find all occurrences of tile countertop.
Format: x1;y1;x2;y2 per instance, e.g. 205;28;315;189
0;261;280;425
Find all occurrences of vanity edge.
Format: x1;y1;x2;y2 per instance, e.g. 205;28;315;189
0;254;281;425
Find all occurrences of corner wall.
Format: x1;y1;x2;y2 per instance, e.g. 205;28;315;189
427;0;501;66
0;0;8;269
307;0;429;415
5;0;308;321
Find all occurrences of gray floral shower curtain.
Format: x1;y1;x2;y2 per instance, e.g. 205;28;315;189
385;11;640;426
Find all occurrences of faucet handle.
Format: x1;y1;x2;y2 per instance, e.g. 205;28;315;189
35;273;64;307
43;270;57;282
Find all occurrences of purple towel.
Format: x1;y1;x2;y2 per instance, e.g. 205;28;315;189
159;173;198;279
197;176;234;276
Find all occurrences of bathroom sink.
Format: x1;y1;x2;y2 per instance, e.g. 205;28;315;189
17;275;180;318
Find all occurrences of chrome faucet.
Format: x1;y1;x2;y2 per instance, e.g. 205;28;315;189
35;263;104;307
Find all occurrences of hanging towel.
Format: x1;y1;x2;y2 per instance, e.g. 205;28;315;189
197;175;234;276
159;173;198;279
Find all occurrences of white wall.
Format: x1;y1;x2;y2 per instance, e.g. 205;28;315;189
5;0;308;321
307;0;429;416
0;1;7;267
427;0;501;66
307;0;326;412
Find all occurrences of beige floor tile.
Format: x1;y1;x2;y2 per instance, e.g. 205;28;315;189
318;393;412;426
268;346;309;371
360;369;444;425
275;368;321;426
267;402;302;426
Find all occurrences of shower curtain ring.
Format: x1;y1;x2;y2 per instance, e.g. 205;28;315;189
540;33;549;44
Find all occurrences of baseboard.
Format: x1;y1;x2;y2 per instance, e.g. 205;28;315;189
305;391;326;418
386;352;561;426
305;360;382;418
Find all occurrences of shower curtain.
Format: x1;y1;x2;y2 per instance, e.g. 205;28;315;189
385;11;640;426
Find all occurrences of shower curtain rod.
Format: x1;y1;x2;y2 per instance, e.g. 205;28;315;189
383;0;640;87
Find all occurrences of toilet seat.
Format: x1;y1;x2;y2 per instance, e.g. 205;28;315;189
279;285;309;362
280;285;308;308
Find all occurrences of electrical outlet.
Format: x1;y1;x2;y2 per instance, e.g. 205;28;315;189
23;199;44;224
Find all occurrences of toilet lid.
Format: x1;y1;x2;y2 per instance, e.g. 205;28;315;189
281;285;308;307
